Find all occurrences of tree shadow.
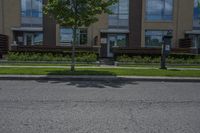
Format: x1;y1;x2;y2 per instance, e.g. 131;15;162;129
35;70;138;88
46;69;117;76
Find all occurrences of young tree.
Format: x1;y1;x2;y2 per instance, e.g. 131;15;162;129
198;0;200;23
44;0;117;71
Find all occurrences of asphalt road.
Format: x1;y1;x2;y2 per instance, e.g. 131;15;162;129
0;79;200;133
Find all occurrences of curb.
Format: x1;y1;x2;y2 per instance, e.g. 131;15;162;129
0;75;200;82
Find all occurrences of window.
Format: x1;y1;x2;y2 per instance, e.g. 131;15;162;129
193;0;200;29
33;33;43;45
108;34;127;47
188;34;200;48
21;0;43;27
109;0;129;28
116;34;127;47
146;0;173;21
145;30;172;47
23;32;43;45
79;29;88;45
60;28;88;45
60;28;73;45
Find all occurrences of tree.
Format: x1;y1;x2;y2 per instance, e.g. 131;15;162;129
198;0;200;7
198;0;200;11
198;0;200;23
44;0;118;71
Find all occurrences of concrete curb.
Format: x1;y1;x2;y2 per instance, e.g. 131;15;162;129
0;75;200;82
1;65;200;71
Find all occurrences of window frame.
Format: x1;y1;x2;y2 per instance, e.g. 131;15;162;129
193;0;200;29
145;30;173;48
21;0;43;27
145;0;174;22
59;27;88;46
108;0;129;29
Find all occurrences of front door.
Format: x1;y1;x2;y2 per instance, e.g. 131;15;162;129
107;35;116;57
24;33;33;46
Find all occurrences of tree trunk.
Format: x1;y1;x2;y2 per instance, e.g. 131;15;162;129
71;28;77;72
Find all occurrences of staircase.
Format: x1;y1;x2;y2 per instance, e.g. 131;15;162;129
99;58;115;65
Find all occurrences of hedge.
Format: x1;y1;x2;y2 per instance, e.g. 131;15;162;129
7;52;97;63
116;54;200;64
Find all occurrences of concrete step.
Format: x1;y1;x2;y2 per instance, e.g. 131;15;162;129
99;58;115;65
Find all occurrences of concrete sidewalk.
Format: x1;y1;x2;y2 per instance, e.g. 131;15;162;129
0;65;200;71
0;75;200;82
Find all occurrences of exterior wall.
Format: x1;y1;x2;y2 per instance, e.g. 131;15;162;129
43;0;57;46
1;0;21;47
0;0;3;33
141;0;194;48
129;0;143;48
176;0;194;45
88;13;108;46
0;0;196;55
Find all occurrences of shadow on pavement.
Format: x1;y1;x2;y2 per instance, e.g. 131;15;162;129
34;69;138;88
36;79;138;88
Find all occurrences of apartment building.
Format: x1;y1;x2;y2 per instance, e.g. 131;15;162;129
0;0;200;57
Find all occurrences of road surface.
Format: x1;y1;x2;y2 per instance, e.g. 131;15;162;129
0;80;200;133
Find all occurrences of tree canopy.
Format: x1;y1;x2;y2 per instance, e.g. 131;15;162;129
43;0;118;27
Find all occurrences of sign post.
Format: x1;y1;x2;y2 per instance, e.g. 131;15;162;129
160;32;172;69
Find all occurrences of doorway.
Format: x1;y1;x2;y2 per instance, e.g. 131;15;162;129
23;33;43;46
24;33;34;46
107;35;117;57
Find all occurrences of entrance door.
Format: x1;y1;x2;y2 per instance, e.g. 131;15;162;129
24;33;33;46
107;35;117;57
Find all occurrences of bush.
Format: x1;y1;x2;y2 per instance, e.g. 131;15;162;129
7;52;97;62
116;54;200;64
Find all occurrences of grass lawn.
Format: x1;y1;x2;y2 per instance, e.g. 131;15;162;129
1;62;200;69
0;67;200;77
118;64;200;68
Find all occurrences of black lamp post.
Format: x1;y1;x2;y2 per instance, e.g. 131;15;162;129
160;32;172;70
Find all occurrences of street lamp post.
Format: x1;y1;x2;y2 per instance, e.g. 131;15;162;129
160;32;172;70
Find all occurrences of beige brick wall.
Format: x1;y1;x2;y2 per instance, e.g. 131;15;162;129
2;0;21;47
176;0;194;44
0;0;3;34
88;13;108;46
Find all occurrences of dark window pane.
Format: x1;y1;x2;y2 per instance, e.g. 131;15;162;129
146;0;173;21
145;30;172;47
193;0;200;29
109;0;129;28
21;0;43;26
117;35;127;47
60;28;88;45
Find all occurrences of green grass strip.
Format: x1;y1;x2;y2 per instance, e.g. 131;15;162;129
0;67;200;77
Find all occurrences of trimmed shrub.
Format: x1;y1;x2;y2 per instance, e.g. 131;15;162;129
7;52;97;62
116;54;200;64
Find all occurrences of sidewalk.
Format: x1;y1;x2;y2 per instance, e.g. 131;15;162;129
1;65;200;71
0;75;200;82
